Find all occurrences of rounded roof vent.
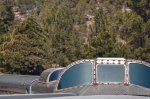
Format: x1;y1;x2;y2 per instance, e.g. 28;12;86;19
39;68;63;83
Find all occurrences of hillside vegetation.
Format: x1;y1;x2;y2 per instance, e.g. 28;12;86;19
0;0;150;75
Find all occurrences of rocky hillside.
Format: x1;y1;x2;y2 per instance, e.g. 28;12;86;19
0;0;150;75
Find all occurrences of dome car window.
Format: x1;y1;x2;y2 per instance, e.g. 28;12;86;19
49;70;62;81
58;62;92;89
129;63;150;88
97;64;125;83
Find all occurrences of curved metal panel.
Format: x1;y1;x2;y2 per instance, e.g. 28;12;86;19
39;68;63;83
0;74;39;87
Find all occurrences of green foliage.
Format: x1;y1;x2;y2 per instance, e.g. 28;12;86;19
0;17;51;75
0;0;150;75
40;2;82;66
0;0;14;34
95;8;108;33
128;0;150;22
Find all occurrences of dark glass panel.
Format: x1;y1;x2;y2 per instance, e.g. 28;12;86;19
129;63;150;88
58;62;92;89
49;69;62;81
97;65;125;82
